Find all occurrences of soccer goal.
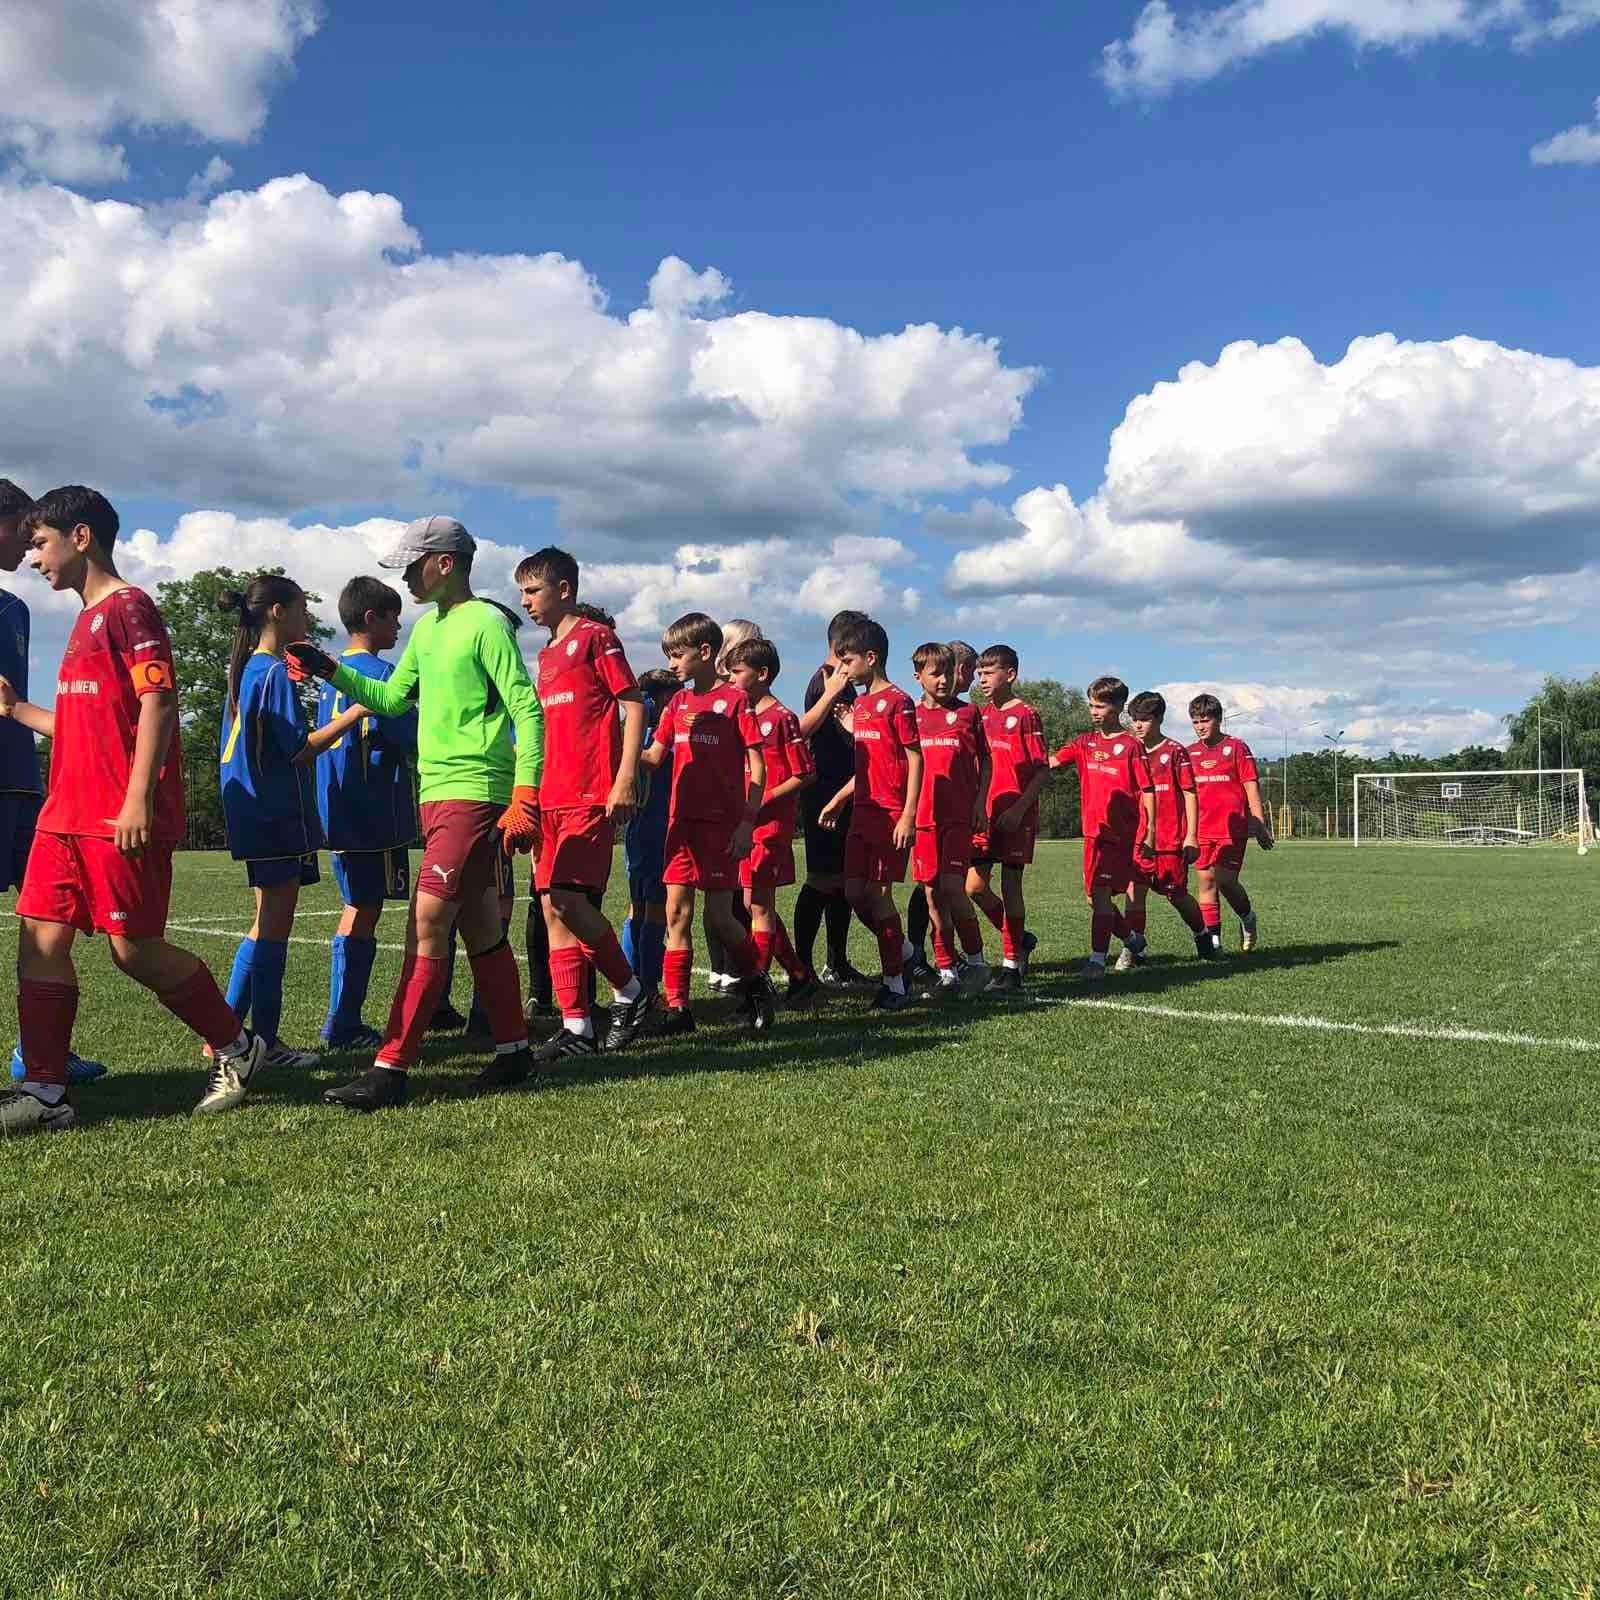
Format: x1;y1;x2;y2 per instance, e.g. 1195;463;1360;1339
1353;770;1591;854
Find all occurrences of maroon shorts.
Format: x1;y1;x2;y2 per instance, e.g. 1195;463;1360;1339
740;824;796;891
913;822;971;885
663;816;741;892
537;804;614;892
844;807;910;885
1133;846;1189;899
1083;836;1136;896
418;800;503;902
17;831;173;938
1195;836;1247;874
973;817;1036;868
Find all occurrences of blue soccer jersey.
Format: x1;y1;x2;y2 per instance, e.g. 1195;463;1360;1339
316;649;418;852
220;650;323;861
0;590;39;795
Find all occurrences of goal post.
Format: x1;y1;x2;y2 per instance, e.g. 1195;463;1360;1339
1353;769;1591;855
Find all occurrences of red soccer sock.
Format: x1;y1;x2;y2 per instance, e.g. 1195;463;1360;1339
468;939;526;1048
582;929;635;992
1001;913;1024;963
1090;912;1115;955
877;916;906;979
154;964;242;1051
1127;904;1147;937
725;936;759;978
375;954;450;1069
17;979;77;1087
956;915;984;958
979;899;1005;933
1201;901;1222;930
753;931;776;973
770;921;808;981
931;927;954;968
663;947;693;1010
549;946;592;1021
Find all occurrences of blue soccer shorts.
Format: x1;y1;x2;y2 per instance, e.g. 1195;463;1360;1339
332;847;411;907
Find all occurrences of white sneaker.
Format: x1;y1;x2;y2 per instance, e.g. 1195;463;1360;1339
263;1043;321;1071
0;1087;77;1136
707;971;734;992
1113;947;1138;973
935;967;961;991
194;1033;267;1116
1240;916;1258;953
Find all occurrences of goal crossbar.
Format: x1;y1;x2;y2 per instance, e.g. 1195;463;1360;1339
1353;768;1591;855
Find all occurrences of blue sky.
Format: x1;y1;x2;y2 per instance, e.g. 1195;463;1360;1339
3;0;1599;754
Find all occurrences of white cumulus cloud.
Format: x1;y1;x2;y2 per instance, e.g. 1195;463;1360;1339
0;0;319;181
1531;96;1600;164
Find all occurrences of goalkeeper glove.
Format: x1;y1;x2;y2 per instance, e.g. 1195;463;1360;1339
285;641;338;682
500;786;541;854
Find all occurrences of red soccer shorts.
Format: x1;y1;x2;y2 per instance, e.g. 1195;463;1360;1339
536;804;614;892
418;800;503;902
1195;836;1247;874
663;816;741;892
913;822;971;885
740;824;796;891
16;830;173;938
1133;846;1190;900
1083;835;1136;897
976;816;1036;868
844;807;910;884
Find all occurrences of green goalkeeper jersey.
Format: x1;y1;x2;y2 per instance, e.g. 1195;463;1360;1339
328;598;543;805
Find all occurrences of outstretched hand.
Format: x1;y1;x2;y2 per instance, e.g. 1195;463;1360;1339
285;642;338;682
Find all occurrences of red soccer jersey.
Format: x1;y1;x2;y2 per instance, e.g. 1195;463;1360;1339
1141;736;1196;852
915;701;986;829
655;684;762;823
537;618;639;810
1053;730;1154;845
981;699;1046;824
1186;736;1259;843
851;683;920;815
38;586;185;842
752;699;813;835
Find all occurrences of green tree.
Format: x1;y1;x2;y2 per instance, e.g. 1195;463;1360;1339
1504;675;1600;791
154;566;332;848
972;677;1091;837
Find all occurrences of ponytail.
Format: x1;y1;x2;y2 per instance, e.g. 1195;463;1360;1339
218;573;304;712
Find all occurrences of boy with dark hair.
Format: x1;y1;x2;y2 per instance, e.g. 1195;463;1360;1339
1187;692;1273;952
1;486;268;1132
641;612;776;1033
970;644;1046;994
620;666;677;1003
818;618;923;1011
288;516;543;1110
794;610;871;988
724;635;818;1003
516;545;650;1059
0;480;41;907
315;576;418;1049
1124;691;1211;964
911;642;991;999
1050;676;1156;977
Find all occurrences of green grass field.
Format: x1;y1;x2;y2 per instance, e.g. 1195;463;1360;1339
5;841;1600;1598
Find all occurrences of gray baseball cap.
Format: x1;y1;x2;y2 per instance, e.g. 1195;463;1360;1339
379;514;477;570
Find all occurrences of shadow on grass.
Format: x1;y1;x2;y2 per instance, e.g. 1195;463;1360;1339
73;939;1399;1127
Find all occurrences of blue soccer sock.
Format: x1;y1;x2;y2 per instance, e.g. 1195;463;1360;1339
324;934;378;1040
224;937;256;1025
639;919;666;993
250;939;289;1046
621;915;639;972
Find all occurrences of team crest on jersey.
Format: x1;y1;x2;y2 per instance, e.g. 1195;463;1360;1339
1161;753;1170;765
1223;745;1232;755
876;698;887;712
566;639;579;655
760;720;772;736
1113;742;1124;755
1006;715;1017;729
90;614;104;635
946;711;957;725
713;698;728;715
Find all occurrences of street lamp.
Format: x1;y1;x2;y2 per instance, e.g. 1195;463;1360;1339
1323;730;1347;838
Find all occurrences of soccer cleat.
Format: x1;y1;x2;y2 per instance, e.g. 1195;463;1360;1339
1113;947;1138;973
0;1088;77;1136
427;1002;469;1033
322;1066;408;1113
1019;929;1039;977
904;952;937;990
10;1047;107;1087
935;967;961;992
706;971;736;992
983;965;1023;997
1240;914;1258;953
784;974;822;1008
655;1006;697;1037
472;1048;540;1092
193;1033;268;1116
463;1003;493;1043
1075;958;1109;980
870;984;909;1012
1194;930;1218;959
736;971;779;1032
819;962;873;991
532;1027;600;1065
263;1043;321;1071
524;993;557;1026
955;959;991;1000
320;1023;385;1052
602;992;656;1052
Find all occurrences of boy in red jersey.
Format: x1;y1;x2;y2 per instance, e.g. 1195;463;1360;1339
1049;676;1156;979
1123;691;1211;965
1187;692;1273;952
969;644;1046;995
724;637;819;1006
517;547;651;1059
818;617;923;1012
0;487;266;1134
640;612;776;1034
911;642;991;1000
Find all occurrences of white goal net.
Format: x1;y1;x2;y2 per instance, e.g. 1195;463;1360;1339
1353;769;1591;854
